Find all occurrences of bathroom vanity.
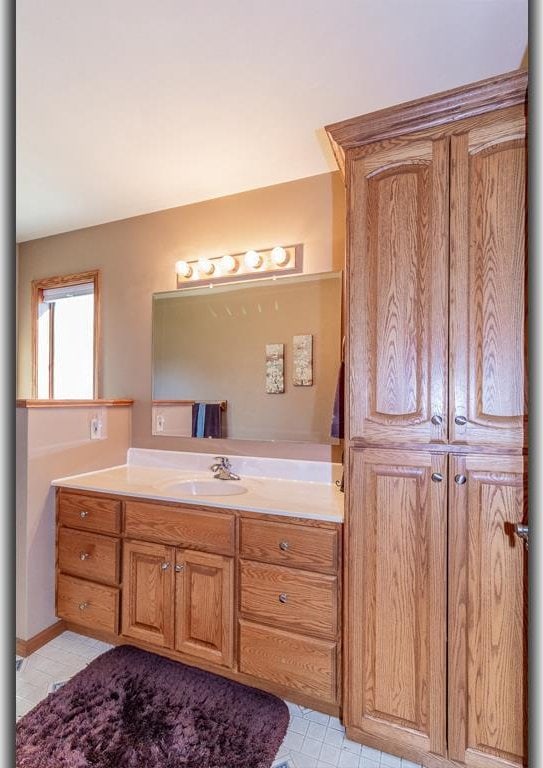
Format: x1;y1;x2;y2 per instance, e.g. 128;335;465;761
53;451;344;714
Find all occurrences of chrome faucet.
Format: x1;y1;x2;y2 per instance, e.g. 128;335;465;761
210;456;240;481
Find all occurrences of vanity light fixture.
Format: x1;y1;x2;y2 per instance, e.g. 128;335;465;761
198;258;215;276
244;250;263;269
175;244;303;289
221;254;239;273
271;246;289;266
175;260;193;278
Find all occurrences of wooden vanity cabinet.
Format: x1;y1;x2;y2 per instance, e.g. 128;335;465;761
346;448;447;757
448;454;528;768
55;489;342;711
122;539;175;648
238;516;341;706
121;501;236;667
327;70;528;768
56;490;121;635
174;548;234;668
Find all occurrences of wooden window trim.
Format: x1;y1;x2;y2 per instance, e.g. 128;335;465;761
31;270;102;399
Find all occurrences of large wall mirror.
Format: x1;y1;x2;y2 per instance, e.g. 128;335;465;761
152;271;342;443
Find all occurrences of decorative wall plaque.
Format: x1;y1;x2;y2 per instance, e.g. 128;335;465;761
265;343;284;394
293;334;313;386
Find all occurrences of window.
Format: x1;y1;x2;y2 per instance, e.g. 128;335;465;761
32;271;101;399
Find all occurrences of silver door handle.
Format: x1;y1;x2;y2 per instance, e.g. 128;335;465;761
514;524;528;550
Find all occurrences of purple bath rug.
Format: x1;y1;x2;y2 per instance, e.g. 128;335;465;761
16;644;289;768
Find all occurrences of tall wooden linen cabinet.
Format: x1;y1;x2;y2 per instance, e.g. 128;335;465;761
326;70;528;768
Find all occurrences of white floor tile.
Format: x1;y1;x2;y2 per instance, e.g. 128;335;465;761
319;743;341;766
306;722;327;741
338;751;359;768
323;728;344;748
291;751;319;768
284;730;306;752
290;716;311;736
380;754;402;767
301;737;324;759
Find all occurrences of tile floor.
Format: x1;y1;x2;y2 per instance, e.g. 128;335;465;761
16;631;420;768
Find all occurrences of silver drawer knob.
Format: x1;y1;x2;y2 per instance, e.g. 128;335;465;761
79;510;89;518
431;415;443;426
431;472;443;483
279;541;289;552
161;562;170;570
514;523;529;550
455;474;467;485
455;415;467;426
175;564;184;573
79;552;90;561
78;601;89;610
278;593;288;604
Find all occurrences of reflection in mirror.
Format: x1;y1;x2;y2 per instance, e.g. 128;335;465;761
152;272;342;443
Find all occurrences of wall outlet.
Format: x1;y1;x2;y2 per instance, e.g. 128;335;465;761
156;414;165;433
90;416;102;440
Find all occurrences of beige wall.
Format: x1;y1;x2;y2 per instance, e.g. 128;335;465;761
18;172;345;460
16;405;132;640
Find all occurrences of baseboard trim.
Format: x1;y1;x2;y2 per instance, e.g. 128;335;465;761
16;620;65;657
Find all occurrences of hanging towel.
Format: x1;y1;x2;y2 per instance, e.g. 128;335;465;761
191;403;223;438
330;360;344;439
203;403;222;438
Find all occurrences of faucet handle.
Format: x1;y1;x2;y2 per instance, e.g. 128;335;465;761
214;456;230;468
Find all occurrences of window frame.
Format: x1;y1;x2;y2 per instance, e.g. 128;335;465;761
31;270;101;399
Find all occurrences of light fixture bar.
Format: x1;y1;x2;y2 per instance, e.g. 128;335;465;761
175;244;303;289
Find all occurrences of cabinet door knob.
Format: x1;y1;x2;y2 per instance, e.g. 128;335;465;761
161;562;170;570
278;593;288;604
79;552;90;561
78;601;89;610
175;564;184;573
431;414;443;426
79;510;89;518
455;415;467;426
431;472;443;483
455;474;467;485
279;541;289;551
514;523;529;549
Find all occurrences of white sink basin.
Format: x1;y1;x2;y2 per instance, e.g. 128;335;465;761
159;479;248;497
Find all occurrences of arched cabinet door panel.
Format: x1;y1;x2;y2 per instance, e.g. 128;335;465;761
345;448;447;761
348;137;449;445
448;453;527;768
449;107;527;449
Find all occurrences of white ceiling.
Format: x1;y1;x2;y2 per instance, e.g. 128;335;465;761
16;0;527;242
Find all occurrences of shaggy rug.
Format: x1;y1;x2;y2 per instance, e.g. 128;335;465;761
16;645;289;768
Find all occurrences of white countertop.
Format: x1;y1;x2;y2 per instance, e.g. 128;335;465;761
51;463;344;523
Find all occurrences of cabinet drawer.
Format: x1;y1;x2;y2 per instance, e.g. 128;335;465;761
239;620;337;703
125;501;235;555
240;518;339;573
240;560;338;639
58;528;120;585
58;493;121;535
57;574;119;634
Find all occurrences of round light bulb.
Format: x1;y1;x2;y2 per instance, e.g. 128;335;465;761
198;258;215;276
175;260;193;278
244;250;263;269
271;246;289;266
221;254;238;273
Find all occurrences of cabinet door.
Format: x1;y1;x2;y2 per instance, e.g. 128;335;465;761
346;448;447;759
449;454;527;768
122;540;174;648
348;137;448;444
174;549;234;668
449;107;527;448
